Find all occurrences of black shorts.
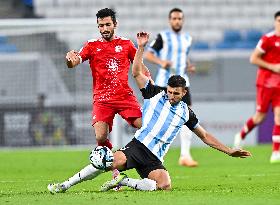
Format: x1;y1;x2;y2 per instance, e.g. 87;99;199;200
158;86;192;106
120;138;166;178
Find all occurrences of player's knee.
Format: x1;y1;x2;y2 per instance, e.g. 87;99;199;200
132;118;142;129
154;175;172;190
274;114;280;124
259;114;266;122
95;134;107;142
111;151;127;170
157;181;171;190
148;169;171;190
253;113;266;124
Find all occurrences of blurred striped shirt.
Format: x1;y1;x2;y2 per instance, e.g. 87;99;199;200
148;30;192;87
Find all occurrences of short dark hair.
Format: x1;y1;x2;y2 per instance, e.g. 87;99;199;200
167;75;186;88
96;8;117;24
274;11;280;19
169;8;183;18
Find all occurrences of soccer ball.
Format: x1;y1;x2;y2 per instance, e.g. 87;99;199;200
89;146;114;170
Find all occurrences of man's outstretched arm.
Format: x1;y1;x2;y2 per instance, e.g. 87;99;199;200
132;32;151;89
193;125;251;158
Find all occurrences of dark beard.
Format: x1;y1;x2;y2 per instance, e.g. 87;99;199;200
101;31;114;41
173;27;182;33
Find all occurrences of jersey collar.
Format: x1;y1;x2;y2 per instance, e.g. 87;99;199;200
99;35;120;42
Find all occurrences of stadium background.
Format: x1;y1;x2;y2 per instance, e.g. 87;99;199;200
0;0;277;148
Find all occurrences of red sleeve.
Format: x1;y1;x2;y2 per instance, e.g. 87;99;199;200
257;35;269;53
128;40;137;63
78;41;92;62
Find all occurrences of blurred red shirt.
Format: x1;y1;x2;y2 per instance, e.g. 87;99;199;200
256;31;280;88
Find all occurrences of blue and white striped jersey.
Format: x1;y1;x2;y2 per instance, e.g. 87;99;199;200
148;30;192;87
135;81;199;162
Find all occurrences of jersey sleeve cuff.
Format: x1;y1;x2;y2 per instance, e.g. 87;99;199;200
257;45;265;53
78;55;83;63
144;79;150;89
193;121;200;129
147;47;157;54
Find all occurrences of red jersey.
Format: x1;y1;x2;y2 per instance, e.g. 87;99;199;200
256;31;280;88
78;36;137;102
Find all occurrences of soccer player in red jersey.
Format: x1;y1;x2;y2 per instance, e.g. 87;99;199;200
234;11;280;163
66;8;148;149
47;8;150;192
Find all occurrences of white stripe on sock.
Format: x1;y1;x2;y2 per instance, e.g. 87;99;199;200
272;135;280;143
62;164;102;189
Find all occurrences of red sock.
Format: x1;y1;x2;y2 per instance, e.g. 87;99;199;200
272;125;280;152
97;139;113;150
240;118;256;139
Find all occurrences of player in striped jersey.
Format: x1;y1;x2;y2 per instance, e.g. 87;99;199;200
47;32;251;193
145;8;198;167
98;32;251;191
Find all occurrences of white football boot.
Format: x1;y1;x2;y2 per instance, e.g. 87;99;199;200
100;173;127;192
47;183;67;194
270;151;280;164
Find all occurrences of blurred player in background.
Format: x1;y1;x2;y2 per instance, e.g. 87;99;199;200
234;11;280;163
49;8;151;193
145;8;198;167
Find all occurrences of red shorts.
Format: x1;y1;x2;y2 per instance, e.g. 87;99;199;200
92;96;142;132
256;86;280;112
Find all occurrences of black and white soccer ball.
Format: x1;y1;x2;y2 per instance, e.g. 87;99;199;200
89;146;114;170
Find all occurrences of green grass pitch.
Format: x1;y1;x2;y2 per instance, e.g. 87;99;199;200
0;145;279;205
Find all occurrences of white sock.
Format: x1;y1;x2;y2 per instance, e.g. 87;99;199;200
120;177;157;191
61;164;103;189
180;125;193;159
